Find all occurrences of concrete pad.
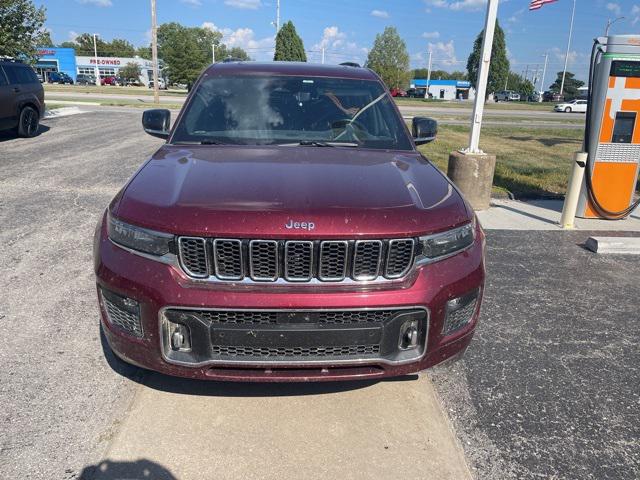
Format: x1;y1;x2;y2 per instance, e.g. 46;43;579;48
477;198;640;231
97;374;471;480
585;236;640;254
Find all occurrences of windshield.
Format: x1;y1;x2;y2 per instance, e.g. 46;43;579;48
171;74;413;150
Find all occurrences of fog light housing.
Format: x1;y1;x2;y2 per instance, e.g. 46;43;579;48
399;319;420;350
443;289;479;336
100;288;143;337
167;320;192;352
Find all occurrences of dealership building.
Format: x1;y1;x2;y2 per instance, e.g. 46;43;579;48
410;79;475;100
34;47;162;85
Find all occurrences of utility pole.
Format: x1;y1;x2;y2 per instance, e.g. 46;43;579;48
539;53;548;100
321;47;325;64
605;16;625;36
276;0;280;32
93;33;100;87
524;64;529;82
150;0;159;104
424;49;432;99
559;0;576;99
212;43;216;64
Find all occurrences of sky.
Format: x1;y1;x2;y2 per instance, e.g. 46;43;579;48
36;0;640;84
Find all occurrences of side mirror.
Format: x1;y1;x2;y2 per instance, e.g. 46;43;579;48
142;109;171;139
412;117;437;145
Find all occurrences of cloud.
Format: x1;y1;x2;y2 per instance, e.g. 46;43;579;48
224;0;262;9
422;31;440;39
370;9;389;18
181;0;202;5
428;40;458;66
550;46;580;66
202;22;274;60
76;0;112;6
425;0;487;11
68;30;79;42
633;5;640;25
606;2;621;16
311;26;367;64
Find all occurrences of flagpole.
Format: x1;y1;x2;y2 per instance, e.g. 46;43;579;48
559;0;576;97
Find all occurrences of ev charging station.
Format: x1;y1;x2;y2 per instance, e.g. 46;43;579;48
576;35;640;219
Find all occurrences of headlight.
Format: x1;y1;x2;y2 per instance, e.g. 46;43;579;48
416;220;475;264
107;212;173;256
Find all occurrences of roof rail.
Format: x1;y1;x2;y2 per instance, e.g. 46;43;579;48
0;56;24;63
339;62;361;68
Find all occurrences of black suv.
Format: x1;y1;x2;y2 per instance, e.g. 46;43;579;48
0;59;45;137
47;71;74;84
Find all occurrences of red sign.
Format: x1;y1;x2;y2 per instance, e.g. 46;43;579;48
37;49;56;56
89;58;122;66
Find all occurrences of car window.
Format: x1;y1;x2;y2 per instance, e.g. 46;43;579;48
172;74;414;150
0;67;8;86
4;65;38;84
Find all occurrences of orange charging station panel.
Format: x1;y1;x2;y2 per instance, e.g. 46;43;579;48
577;35;640;218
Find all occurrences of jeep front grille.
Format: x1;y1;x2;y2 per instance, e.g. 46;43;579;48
177;238;415;283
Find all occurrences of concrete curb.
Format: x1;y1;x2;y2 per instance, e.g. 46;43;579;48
585;236;640;254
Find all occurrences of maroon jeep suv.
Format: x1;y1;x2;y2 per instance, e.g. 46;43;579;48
94;62;485;382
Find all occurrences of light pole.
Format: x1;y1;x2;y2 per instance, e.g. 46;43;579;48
605;16;625;36
93;33;100;87
150;0;159;104
559;0;576;99
539;53;548;101
212;43;216;64
424;49;432;99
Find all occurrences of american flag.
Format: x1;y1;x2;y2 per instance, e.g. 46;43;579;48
529;0;558;10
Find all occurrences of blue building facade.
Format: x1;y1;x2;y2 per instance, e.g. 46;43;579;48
34;47;77;81
410;79;473;100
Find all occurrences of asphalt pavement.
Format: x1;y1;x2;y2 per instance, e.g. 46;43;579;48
0;109;638;479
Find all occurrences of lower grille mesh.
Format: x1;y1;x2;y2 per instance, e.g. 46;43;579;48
182;309;403;325
103;296;143;337
211;344;380;358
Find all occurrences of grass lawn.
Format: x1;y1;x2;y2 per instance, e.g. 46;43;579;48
395;97;553;111
418;124;584;198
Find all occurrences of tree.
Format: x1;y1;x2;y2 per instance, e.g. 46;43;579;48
135;46;151;59
274;21;306;62
216;44;250;61
366;26;411;89
549;71;584;97
39;29;54;47
107;38;135;57
505;72;534;96
411;68;467;81
466;20;509;97
0;0;48;63
119;62;141;81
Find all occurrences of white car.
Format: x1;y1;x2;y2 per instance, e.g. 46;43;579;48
554;99;588;113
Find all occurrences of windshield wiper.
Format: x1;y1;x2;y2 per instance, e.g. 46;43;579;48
280;141;359;147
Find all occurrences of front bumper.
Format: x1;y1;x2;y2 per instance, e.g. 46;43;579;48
95;213;485;382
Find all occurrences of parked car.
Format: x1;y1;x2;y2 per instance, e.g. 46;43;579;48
390;88;407;97
148;77;167;90
406;87;428;98
528;92;542;102
101;76;119;86
0;59;45;137
494;90;520;101
543;91;564;102
47;71;74;84
119;77;142;87
76;73;97;85
554;99;588;113
95;61;485;382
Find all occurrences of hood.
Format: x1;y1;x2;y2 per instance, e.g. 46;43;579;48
114;144;469;238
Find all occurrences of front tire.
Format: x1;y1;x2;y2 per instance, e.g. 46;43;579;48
17;106;39;138
565;107;571;113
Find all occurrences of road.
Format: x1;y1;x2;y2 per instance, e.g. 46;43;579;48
44;90;582;122
0;109;637;479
